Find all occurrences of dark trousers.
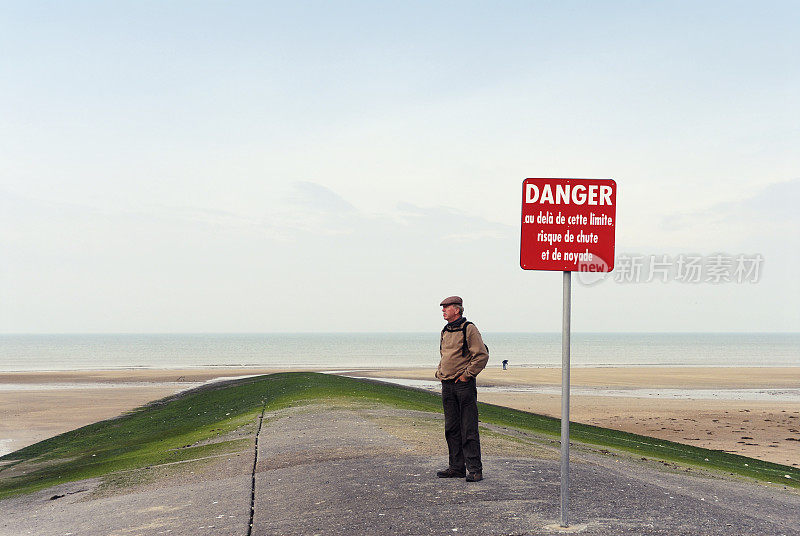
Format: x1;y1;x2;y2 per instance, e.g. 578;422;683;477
441;378;482;473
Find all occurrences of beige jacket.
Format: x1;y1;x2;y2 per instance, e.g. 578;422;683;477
435;319;489;381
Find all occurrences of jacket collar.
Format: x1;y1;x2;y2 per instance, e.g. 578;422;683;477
444;316;467;331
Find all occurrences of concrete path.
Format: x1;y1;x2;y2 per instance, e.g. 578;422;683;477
0;452;252;536
251;405;799;536
2;402;798;535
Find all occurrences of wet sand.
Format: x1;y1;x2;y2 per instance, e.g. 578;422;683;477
0;368;294;457
1;367;798;467
350;366;800;389
356;367;800;467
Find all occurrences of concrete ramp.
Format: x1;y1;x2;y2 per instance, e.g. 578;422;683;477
252;405;799;536
2;402;798;535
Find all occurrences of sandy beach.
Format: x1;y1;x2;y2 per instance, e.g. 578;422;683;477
1;367;798;467
0;368;293;457
355;367;800;467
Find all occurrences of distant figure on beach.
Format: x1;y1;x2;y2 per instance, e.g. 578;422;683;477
502;360;508;370
435;295;489;483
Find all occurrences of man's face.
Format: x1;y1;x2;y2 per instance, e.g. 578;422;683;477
442;304;461;323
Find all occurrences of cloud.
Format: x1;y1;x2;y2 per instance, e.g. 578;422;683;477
1;182;512;252
250;181;361;238
251;183;515;244
394;202;512;242
737;179;800;221
657;178;800;250
3;180;797;333
285;181;356;213
663;178;799;230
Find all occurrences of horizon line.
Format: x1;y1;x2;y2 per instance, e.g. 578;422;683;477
1;331;798;336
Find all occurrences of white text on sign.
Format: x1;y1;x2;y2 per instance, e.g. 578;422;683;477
522;211;613;227
525;183;613;206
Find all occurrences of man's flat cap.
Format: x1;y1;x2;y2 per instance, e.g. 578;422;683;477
439;296;463;306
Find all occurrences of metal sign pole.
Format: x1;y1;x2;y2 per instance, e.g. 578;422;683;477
560;270;571;528
520;178;616;529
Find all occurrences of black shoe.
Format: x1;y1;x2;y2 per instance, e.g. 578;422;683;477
466;471;483;482
436;467;466;478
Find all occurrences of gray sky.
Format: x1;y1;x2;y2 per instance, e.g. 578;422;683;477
1;1;798;333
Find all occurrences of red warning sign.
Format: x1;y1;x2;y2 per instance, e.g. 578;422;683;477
520;178;616;272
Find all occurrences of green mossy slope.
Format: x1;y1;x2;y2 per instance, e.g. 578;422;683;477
0;373;796;498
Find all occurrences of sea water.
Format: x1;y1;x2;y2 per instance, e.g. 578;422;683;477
0;333;797;371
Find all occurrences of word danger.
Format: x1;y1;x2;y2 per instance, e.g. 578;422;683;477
524;183;613;206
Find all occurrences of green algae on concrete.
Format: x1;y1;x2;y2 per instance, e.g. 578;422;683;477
1;372;797;499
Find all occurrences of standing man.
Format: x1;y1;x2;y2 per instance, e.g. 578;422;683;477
435;296;489;482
